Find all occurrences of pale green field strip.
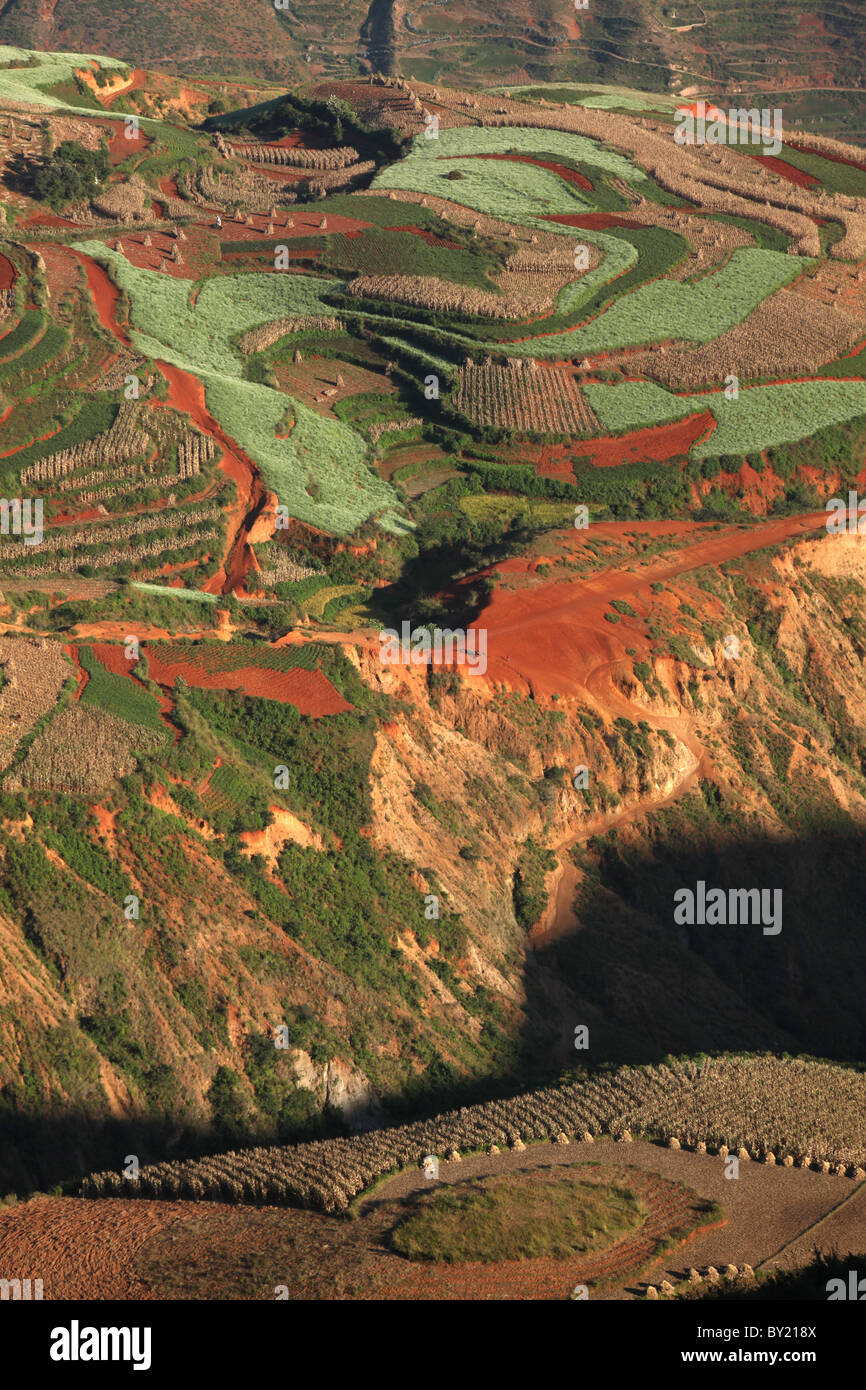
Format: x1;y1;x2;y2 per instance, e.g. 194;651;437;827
75;244;408;535
584;379;866;456
371;125;647;227
132;582;219;604
494;84;678;112
553;233;639;318
509;249;808;357
0;47;128;110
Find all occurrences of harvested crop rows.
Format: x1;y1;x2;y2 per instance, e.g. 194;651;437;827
455;361;600;434
80;1056;866;1212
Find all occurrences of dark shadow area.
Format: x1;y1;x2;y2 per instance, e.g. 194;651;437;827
523;823;866;1068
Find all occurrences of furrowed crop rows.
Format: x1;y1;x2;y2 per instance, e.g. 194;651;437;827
80;1056;866;1212
349;273;559;321
455;362;600;434
20;402;151;485
146;640;322;674
225;142;361;170
0;636;70;770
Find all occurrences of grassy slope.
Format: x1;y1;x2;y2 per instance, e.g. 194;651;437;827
73;245;408;535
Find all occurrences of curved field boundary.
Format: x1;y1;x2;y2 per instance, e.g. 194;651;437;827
73;244;407;537
80;1055;866;1213
363;1161;713;1300
584;379;866;456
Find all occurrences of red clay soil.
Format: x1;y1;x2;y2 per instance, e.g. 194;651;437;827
580;411;716;468
447;152;595;193
100;68;147;107
90;642;135;678
0;422;65;460
545;212;650;230
155;362;267;597
468;511;830;701
505;412;716;480
142;648;352;715
48;505;104;526
0;1196;189;1300
786;139;866;172
66;644;88;700
18;211;80;229
158;175;181;200
0;253;15;290
89;116;150;166
90;642;181;742
74;253;130;346
749;154;819;189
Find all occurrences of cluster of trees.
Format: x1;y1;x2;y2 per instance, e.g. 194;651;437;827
30;140;109;211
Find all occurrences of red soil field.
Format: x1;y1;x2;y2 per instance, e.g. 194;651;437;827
0;422;64;460
88;642;181;742
74;253;128;345
749;154;819;189
580;411;716;468
545;212;651;230
90;643;135;678
48;506;103;526
493;411;716;480
156;362;266;596
100;68;147;107
142;648;352;715
66;644;88;700
467;512;829;702
0;253;15;290
18;211;79;229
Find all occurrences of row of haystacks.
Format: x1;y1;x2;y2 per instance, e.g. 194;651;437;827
238;316;346;355
79;1055;866;1213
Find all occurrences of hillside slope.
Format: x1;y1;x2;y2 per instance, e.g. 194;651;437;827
3;520;866;1195
2;1;866;136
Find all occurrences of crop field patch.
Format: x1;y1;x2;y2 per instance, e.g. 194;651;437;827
74;246;407;535
0;46;129;110
455;362;600;434
585;380;866;457
143;640;353;715
534;249;808;357
81;645;168;732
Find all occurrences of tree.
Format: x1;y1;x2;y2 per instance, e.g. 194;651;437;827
31;140;109;211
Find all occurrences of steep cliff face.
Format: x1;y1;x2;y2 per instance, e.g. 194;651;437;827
1;524;865;1194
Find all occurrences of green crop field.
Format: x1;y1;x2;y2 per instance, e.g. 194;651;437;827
78;646;168;733
532;248;807;357
371;125;647;227
0;46;128;109
585;380;866;456
73;245;408;535
146;639;324;674
0;309;44;362
309;228;503;292
0;319;70;383
131;583;219;604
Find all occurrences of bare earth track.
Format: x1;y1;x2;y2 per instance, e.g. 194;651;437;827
2;1141;862;1300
